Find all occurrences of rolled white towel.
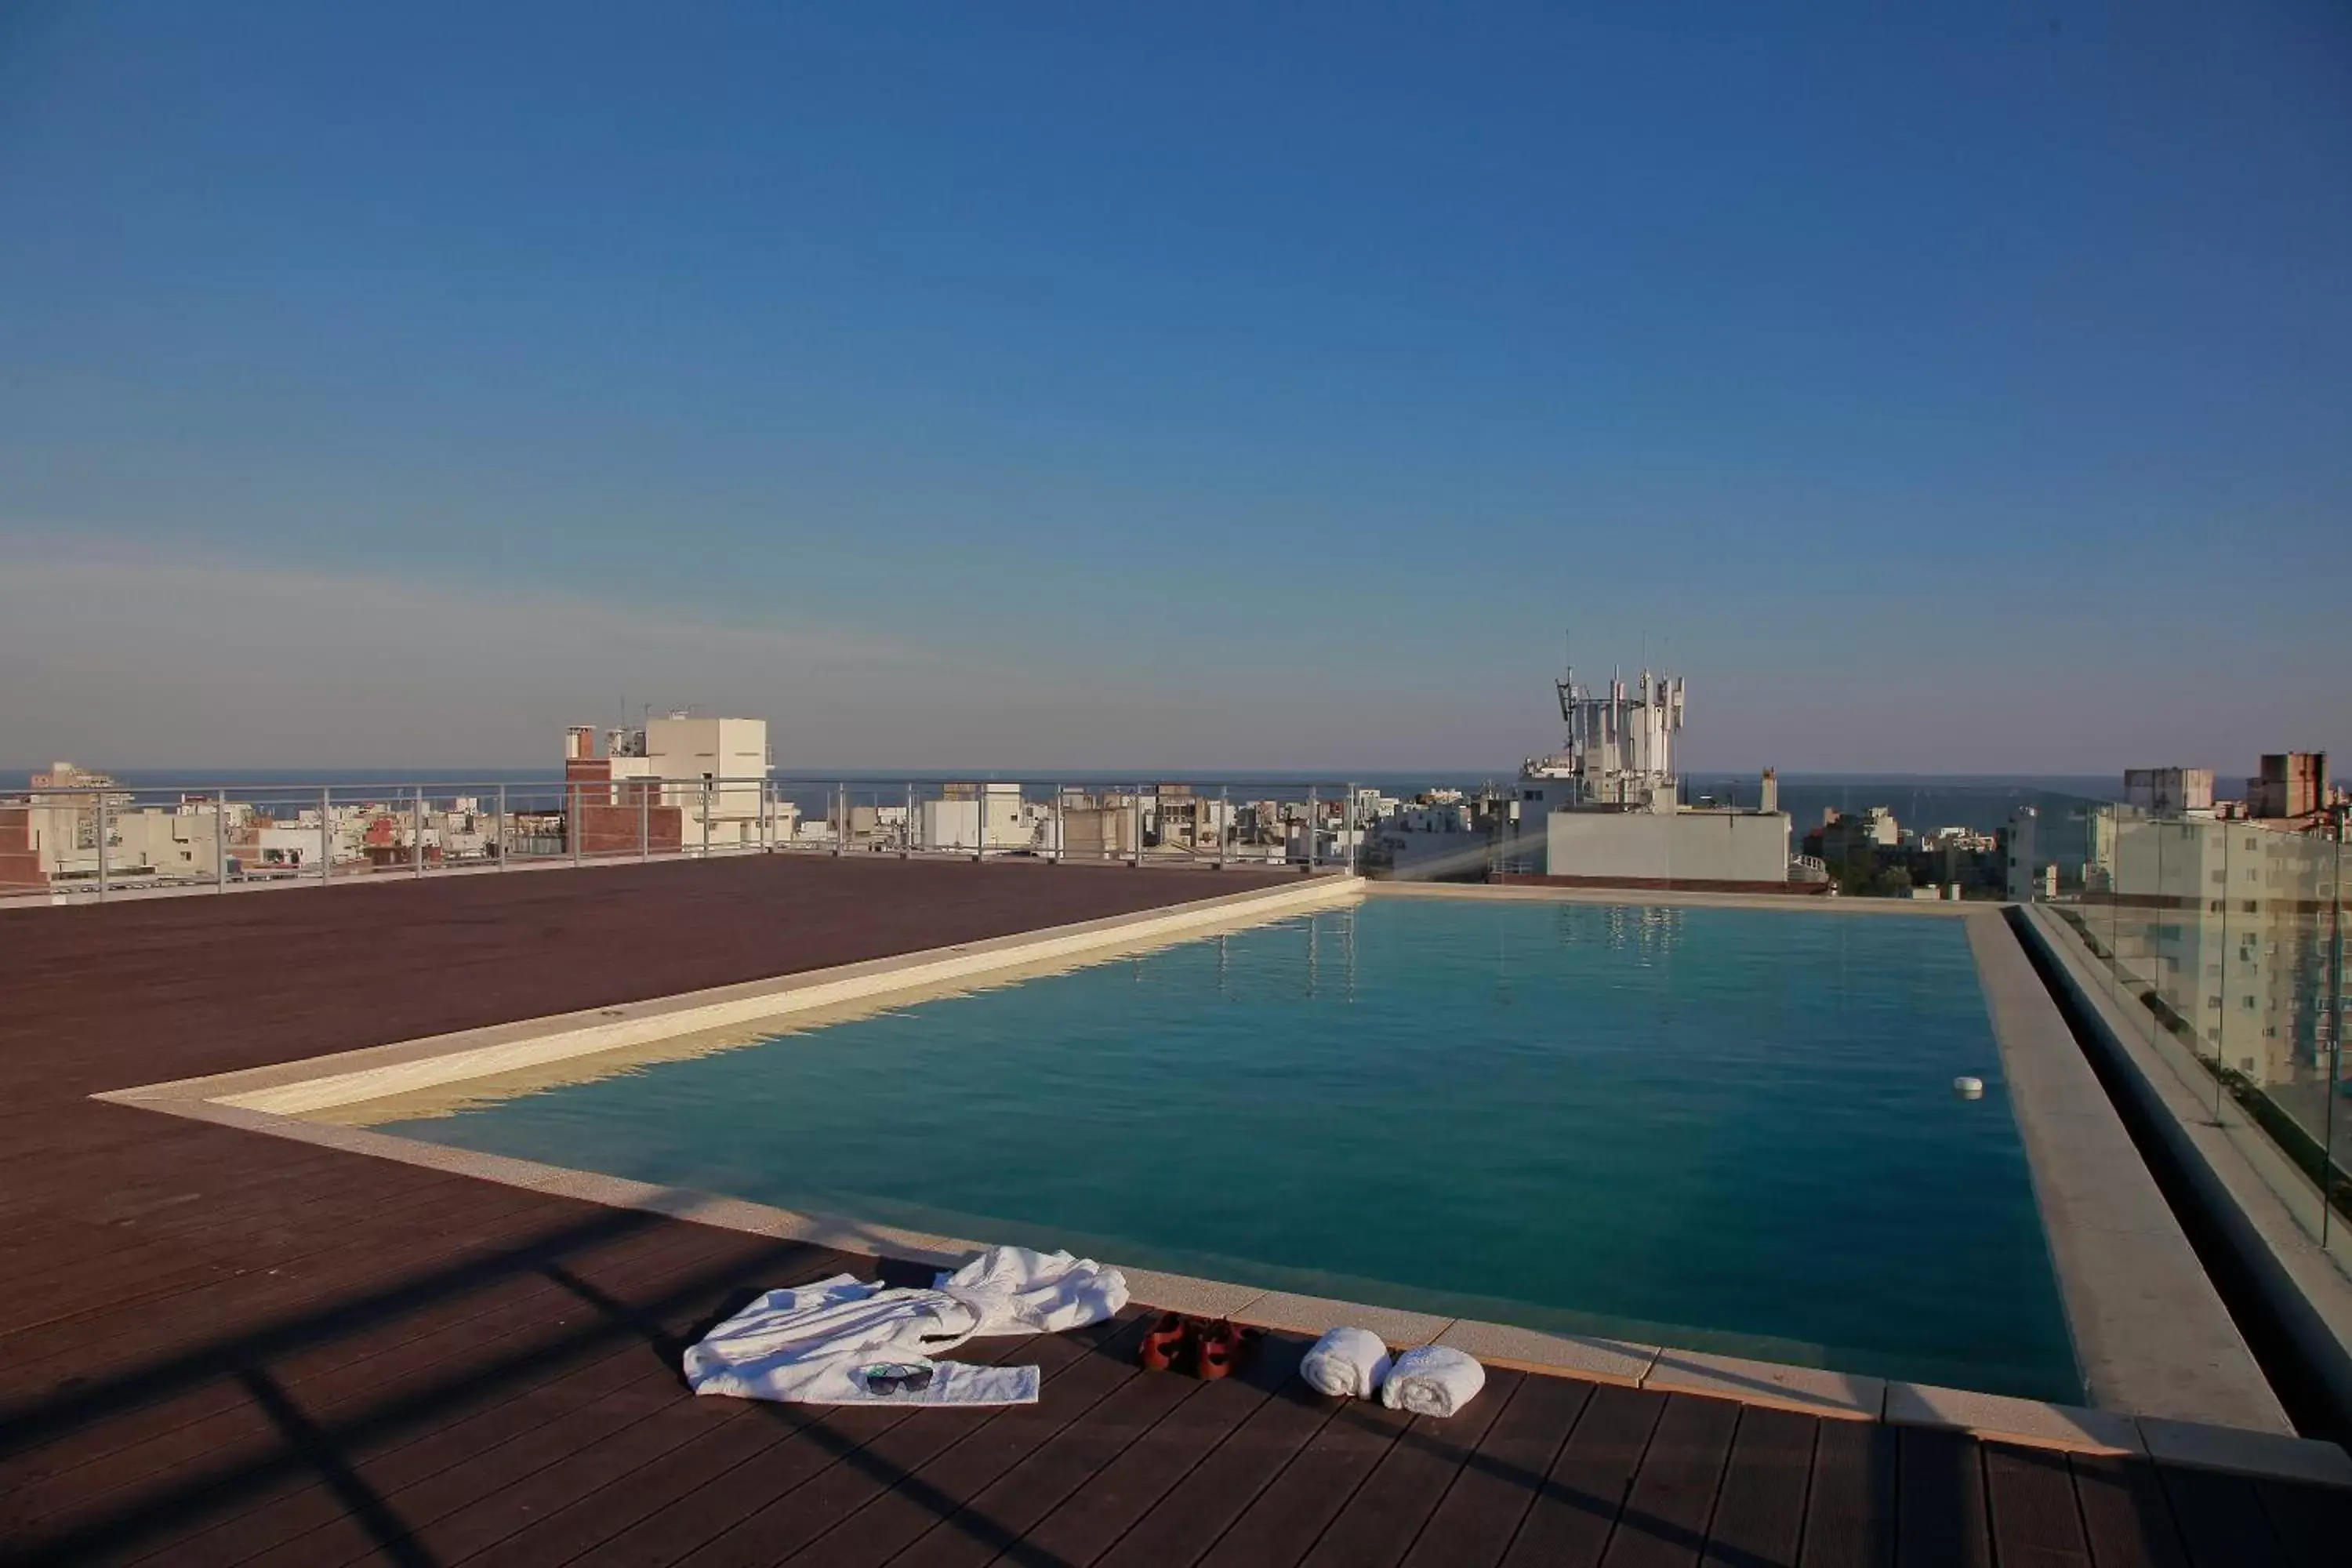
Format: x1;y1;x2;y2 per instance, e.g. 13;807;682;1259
1301;1327;1393;1399
1379;1346;1486;1417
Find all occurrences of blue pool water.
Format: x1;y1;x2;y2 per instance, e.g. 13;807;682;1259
376;898;2079;1400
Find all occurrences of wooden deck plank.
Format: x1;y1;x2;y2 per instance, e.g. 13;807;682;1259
1;1219;737;1539
0;1178;579;1396
254;1247;909;1568
1191;1395;1416;1568
1000;1335;1311;1568
1699;1403;1816;1568
1090;1361;1347;1568
1983;1442;2091;1568
4;1203;714;1449
0;1181;597;1417
557;1320;1122;1568
2252;1478;2352;1568
156;1321;728;1568
60;1240;861;1567
714;1315;1156;1568
2070;1455;2189;1568
1299;1370;1523;1568
0;1160;506;1325
1599;1389;1740;1568
1796;1414;1894;1568
175;1240;865;1568
1895;1425;1992;1568
881;1349;1208;1568
13;1214;775;1496
1396;1369;1592;1568
2154;1465;2288;1568
2;1219;731;1561
1499;1381;1666;1568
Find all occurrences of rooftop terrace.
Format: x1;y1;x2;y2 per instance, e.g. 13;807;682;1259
5;855;2349;1565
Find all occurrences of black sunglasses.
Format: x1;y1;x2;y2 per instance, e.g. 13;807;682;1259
859;1362;936;1396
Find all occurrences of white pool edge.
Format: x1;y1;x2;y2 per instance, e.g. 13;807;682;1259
117;874;1359;1117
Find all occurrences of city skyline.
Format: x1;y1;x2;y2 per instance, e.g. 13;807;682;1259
2;538;2337;776
4;3;2347;771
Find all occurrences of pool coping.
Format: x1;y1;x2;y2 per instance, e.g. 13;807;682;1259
2019;902;2352;1446
1363;881;1984;915
89;874;2348;1488
114;873;1360;1117
1962;909;2291;1436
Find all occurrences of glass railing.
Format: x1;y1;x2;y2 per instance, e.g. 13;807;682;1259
2047;804;2350;1256
1361;774;2119;903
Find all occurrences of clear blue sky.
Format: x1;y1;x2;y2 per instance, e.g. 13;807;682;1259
2;2;2345;774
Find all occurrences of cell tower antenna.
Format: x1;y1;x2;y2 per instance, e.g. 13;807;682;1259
1555;628;1579;724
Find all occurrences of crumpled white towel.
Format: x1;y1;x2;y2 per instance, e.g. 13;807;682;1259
682;1274;1036;1406
1380;1346;1486;1417
682;1246;1124;1408
933;1245;1129;1334
1301;1327;1393;1399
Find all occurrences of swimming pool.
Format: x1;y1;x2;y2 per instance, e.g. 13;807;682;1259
365;895;2079;1400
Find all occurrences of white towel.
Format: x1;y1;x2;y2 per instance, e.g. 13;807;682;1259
1380;1346;1486;1417
1301;1327;1393;1399
683;1247;1125;1408
933;1245;1129;1334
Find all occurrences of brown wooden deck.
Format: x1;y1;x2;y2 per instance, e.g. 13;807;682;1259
2;856;2345;1566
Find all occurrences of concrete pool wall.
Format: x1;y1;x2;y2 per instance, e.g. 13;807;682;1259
95;879;2334;1480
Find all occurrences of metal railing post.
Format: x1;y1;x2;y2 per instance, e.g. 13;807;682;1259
1131;787;1142;869
760;779;771;853
570;781;583;866
639;782;650;860
1305;784;1317;871
96;792;110;901
2325;825;2345;1250
835;782;846;857
216;791;229;891
319;786;332;884
1218;784;1229;870
495;784;506;869
1051;784;1063;865
701;779;712;858
414;786;426;877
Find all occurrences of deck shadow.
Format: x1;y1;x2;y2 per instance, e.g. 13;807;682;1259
4;1202;856;1564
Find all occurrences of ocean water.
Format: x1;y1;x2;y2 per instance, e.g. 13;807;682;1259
379;898;2076;1399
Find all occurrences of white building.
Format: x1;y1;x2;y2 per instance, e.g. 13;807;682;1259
109;804;227;880
566;713;775;849
917;782;1043;853
2098;810;2342;1087
1504;662;1791;887
2125;767;2216;817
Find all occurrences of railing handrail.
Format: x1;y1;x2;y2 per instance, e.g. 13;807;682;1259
3;770;1378;905
5;772;1371;797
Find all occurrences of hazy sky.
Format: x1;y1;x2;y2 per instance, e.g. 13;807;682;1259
3;3;2346;775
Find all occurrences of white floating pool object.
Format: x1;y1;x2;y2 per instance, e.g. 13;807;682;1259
1954;1076;1984;1100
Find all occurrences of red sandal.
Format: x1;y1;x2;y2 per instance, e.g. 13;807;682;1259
1138;1311;1192;1372
1192;1319;1253;1380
